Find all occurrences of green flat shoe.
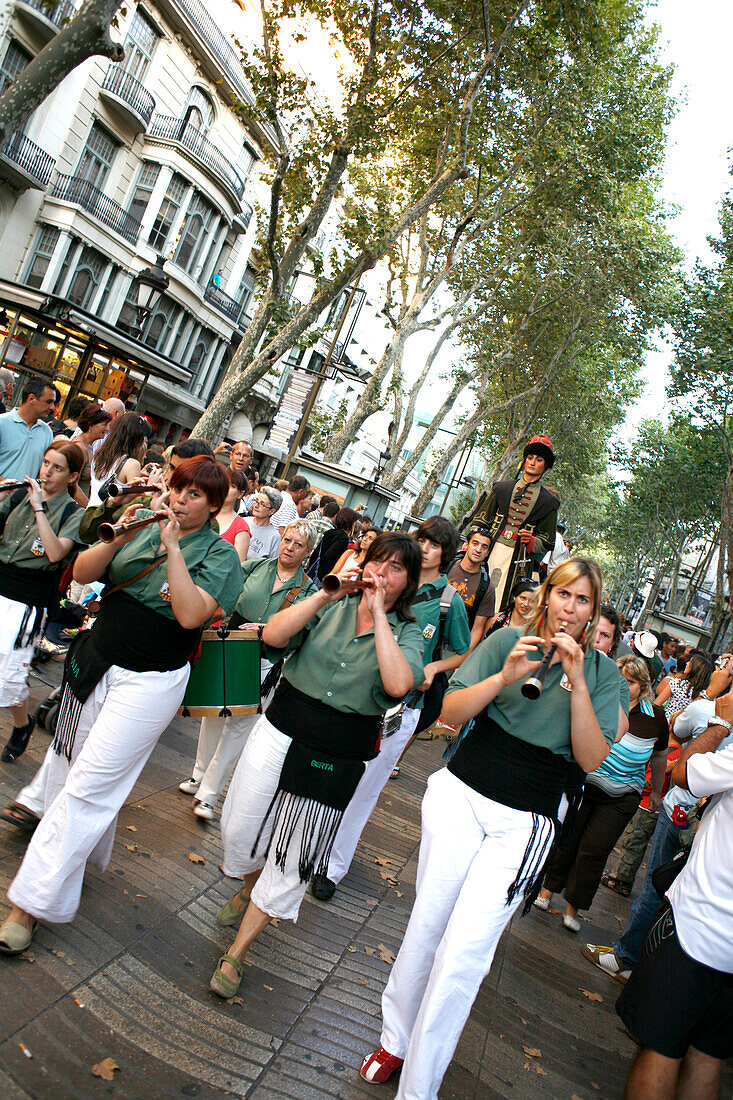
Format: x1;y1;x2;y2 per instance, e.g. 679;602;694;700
216;888;249;927
0;917;37;955
209;954;244;998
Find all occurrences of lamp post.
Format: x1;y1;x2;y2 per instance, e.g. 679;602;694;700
131;254;169;335
365;448;391;515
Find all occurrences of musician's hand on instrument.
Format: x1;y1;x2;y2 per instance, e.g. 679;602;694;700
239;622;264;631
114;504;147;545
362;573;387;615
157;503;181;549
26;478;43;511
323;564;366;601
553;630;584;685
499;635;544;686
517;528;535;551
0;478;19;501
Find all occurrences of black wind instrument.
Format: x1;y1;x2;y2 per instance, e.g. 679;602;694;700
521;624;566;700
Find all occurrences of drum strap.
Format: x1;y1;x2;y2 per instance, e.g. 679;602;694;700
256;580;309;706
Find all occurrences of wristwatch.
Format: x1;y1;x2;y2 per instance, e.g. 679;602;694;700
707;715;733;736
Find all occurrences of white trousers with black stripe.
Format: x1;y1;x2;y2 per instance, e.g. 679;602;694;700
376;767;554;1100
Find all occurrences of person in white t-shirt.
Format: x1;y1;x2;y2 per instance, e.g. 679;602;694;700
615;708;733;1100
245;486;282;560
270;475;310;534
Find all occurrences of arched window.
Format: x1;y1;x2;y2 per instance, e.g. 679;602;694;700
67;246;107;309
181;87;214;135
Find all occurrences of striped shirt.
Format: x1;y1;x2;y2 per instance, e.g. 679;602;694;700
587;700;669;796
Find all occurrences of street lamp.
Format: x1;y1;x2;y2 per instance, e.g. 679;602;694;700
131;254;169;334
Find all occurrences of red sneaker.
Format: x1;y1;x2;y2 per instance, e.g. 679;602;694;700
360;1047;404;1083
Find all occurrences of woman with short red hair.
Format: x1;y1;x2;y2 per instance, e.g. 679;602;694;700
0;456;243;955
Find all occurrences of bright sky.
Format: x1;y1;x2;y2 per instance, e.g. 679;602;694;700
628;0;733;430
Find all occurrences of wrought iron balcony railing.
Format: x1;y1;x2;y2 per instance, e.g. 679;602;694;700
2;130;55;187
147;115;245;201
101;65;156;127
172;0;254;107
204;283;241;323
50;174;142;244
17;0;77;28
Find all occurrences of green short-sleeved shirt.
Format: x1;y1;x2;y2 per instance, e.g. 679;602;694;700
446;626;621;760
411;577;471;710
276;594;425;714
619;675;631;716
0;491;83;569
107;522;243;618
235;557;316;623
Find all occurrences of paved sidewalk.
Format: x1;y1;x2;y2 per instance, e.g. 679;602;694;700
1;663;731;1099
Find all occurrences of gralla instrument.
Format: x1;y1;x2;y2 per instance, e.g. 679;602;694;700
521;623;566;700
98;511;167;543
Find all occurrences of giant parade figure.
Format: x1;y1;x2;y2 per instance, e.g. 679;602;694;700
463;435;559;613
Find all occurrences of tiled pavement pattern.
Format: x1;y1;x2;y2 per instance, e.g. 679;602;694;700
1;661;732;1099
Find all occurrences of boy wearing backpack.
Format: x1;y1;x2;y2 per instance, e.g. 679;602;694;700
311;516;471;901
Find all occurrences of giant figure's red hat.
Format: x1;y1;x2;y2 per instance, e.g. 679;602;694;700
522;435;555;469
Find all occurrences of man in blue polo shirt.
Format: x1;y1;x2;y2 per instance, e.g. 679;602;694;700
0;377;55;481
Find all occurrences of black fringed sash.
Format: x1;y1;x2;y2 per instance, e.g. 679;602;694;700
251;679;379;882
53;591;200;761
448;714;584;913
0;561;58;648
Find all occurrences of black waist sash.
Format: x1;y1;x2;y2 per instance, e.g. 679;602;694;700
252;679;382;882
448;714;585;911
52;591;199;760
266;677;381;760
0;559;58;608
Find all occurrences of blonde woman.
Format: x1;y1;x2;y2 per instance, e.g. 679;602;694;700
361;558;621;1096
535;654;669;931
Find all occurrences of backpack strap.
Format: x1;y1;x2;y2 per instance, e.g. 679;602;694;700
434;583;458;660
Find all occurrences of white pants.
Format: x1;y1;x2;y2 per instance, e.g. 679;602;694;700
327;707;420;885
0;593;44;708
192;714;259;806
380;768;554;1100
18;745;54;816
8;663;189;924
221;715;309;921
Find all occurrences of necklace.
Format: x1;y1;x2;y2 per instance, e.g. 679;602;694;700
276;569;293;583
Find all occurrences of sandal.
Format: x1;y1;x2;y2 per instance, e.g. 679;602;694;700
209;954;244;998
216;888;250;927
601;873;631;897
0;803;40;834
0;917;37;955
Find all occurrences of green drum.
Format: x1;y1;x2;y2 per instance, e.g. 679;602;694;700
179;629;260;717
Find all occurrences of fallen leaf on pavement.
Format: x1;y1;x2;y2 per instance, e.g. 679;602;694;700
226;996;244;1005
377;944;396;964
591;1084;601;1091
395;891;404;898
125;825;137;832
188;852;205;864
51;949;65;958
92;1057;120;1080
270;918;280;927
374;857;394;866
348;946;356;953
364;946;376;956
533;1064;547;1076
124;844;138;853
580;989;603;1003
379;870;398;883
522;1046;541;1058
548;907;563;915
20;953;34;963
520;1017;527;1025
357;978;369;986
